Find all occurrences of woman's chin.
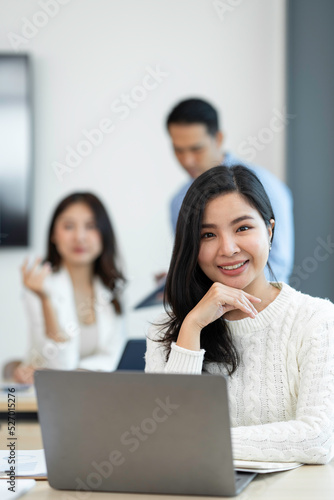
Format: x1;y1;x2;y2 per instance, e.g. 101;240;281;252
64;255;95;266
215;272;250;290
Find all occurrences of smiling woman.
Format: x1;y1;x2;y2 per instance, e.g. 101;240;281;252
145;165;334;465
13;193;127;383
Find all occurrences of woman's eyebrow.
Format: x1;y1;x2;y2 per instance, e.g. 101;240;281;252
231;215;255;225
201;216;254;228
59;216;74;222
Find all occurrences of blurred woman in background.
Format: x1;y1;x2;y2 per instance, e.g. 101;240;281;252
14;192;126;383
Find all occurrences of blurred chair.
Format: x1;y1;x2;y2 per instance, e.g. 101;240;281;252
117;339;146;371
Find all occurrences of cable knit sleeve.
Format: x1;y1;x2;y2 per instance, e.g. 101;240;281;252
231;311;334;464
145;317;205;374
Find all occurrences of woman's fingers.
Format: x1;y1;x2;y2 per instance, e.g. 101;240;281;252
40;262;51;278
189;282;262;330
240;296;258;316
233;297;256;318
243;291;262;303
212;284;260;319
21;258;50;297
30;258;42;274
236;295;258;317
22;257;41;278
21;257;29;272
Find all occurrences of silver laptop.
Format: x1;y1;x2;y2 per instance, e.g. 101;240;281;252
35;371;256;497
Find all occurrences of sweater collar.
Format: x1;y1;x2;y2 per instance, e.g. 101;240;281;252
224;282;294;334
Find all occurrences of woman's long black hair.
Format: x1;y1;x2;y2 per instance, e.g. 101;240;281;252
158;165;276;374
45;192;125;314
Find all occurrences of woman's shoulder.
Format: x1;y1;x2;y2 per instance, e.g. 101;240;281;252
147;312;170;341
145;313;171;372
94;276;114;301
94;275;128;300
283;282;334;323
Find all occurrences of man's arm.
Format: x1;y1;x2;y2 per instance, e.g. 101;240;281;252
170;181;193;233
264;180;294;283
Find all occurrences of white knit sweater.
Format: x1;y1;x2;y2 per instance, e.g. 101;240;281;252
145;283;334;464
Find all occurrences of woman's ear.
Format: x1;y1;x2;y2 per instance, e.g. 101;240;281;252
268;219;275;241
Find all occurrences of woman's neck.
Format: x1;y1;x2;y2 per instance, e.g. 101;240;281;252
63;262;94;289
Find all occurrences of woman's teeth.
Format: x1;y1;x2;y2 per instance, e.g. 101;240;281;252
220;261;247;270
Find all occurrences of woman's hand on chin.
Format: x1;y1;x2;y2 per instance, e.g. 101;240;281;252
185;282;261;332
176;283;262;351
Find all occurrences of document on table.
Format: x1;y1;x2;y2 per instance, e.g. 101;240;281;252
0;383;35;400
0;449;302;478
0;479;35;499
0;383;33;392
0;449;47;479
234;459;303;474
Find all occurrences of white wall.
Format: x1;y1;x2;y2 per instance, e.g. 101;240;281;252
0;0;286;371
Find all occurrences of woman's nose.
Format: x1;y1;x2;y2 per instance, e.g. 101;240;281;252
74;227;86;241
218;236;240;256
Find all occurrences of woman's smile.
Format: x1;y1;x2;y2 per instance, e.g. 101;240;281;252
217;259;249;276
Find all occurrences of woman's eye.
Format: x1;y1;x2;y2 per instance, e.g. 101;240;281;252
237;226;250;232
201;232;215;239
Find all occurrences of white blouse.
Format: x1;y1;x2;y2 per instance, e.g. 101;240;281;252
23;268;127;371
79;322;99;359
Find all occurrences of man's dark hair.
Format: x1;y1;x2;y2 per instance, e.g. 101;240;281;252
166;98;220;136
